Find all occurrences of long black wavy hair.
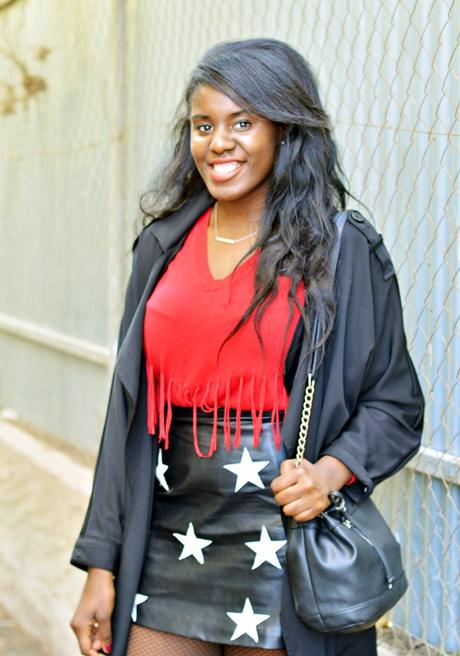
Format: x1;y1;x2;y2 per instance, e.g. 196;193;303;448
141;38;350;357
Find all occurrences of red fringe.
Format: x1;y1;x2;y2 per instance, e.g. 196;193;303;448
223;379;231;450
271;372;282;449
146;371;283;457
146;363;157;435
233;377;244;449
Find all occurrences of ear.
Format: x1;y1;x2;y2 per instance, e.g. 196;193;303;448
278;125;288;145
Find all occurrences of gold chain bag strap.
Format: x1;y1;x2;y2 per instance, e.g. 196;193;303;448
286;210;408;633
295;372;315;467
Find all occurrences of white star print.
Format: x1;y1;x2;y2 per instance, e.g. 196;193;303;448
131;593;148;622
245;525;287;570
173;522;213;564
223;447;269;492
226;597;270;642
155;448;169;491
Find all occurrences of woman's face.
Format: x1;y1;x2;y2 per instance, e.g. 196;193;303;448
189;84;279;206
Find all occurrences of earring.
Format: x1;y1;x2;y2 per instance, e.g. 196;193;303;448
281;140;285;145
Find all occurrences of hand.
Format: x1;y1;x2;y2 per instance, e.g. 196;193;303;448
271;455;352;522
70;567;115;656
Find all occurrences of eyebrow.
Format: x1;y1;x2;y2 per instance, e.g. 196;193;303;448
190;110;247;120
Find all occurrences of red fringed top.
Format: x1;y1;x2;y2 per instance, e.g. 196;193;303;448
143;207;304;458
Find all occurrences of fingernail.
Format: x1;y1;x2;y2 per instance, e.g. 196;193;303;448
103;645;112;654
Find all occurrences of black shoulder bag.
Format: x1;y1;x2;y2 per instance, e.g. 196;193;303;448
286;211;408;633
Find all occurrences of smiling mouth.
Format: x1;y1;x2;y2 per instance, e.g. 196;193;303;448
209;160;244;182
212;161;242;174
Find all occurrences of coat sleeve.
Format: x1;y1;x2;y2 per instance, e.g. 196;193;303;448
320;219;425;497
70;228;159;573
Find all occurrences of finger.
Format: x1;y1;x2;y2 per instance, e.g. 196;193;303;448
76;632;99;656
272;480;304;507
291;496;330;521
282;497;314;519
280;479;330;515
278;460;315;487
84;623;103;656
76;631;92;656
88;622;107;656
293;507;321;522
282;494;328;519
71;621;98;656
87;648;103;656
294;493;330;520
93;617;112;654
270;468;301;495
272;467;317;503
88;648;103;656
279;459;297;475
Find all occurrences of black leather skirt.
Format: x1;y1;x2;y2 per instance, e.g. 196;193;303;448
134;407;287;649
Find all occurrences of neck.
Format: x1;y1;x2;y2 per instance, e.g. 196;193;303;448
213;195;266;234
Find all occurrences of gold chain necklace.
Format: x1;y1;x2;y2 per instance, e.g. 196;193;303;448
213;204;258;245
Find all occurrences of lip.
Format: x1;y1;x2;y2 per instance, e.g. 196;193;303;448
207;159;245;183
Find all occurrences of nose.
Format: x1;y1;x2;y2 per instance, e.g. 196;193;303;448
209;125;235;153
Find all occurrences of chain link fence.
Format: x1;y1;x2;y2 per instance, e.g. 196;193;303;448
0;1;458;654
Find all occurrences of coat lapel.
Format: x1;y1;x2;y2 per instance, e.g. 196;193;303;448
151;190;213;252
115;191;213;412
115;253;170;407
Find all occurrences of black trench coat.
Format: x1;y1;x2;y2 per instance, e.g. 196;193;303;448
71;190;424;656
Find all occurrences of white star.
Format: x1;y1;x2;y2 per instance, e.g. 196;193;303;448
226;597;270;642
155;448;169;491
245;525;287;570
172;522;213;564
131;593;148;622
223;447;269;492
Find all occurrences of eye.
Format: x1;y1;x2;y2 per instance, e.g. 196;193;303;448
235;119;251;130
195;123;212;133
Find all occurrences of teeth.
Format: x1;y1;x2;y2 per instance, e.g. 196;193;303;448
213;162;241;174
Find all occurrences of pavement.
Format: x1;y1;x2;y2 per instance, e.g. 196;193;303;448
0;418;90;654
0;604;47;656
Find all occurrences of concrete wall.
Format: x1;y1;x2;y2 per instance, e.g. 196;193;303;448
0;0;127;453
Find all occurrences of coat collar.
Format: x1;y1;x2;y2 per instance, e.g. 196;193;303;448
145;190;213;253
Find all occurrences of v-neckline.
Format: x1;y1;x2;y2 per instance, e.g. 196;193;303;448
196;207;258;288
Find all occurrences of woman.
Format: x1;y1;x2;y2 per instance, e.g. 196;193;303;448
70;39;424;656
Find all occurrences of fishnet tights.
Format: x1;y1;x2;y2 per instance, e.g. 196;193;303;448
126;624;287;656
